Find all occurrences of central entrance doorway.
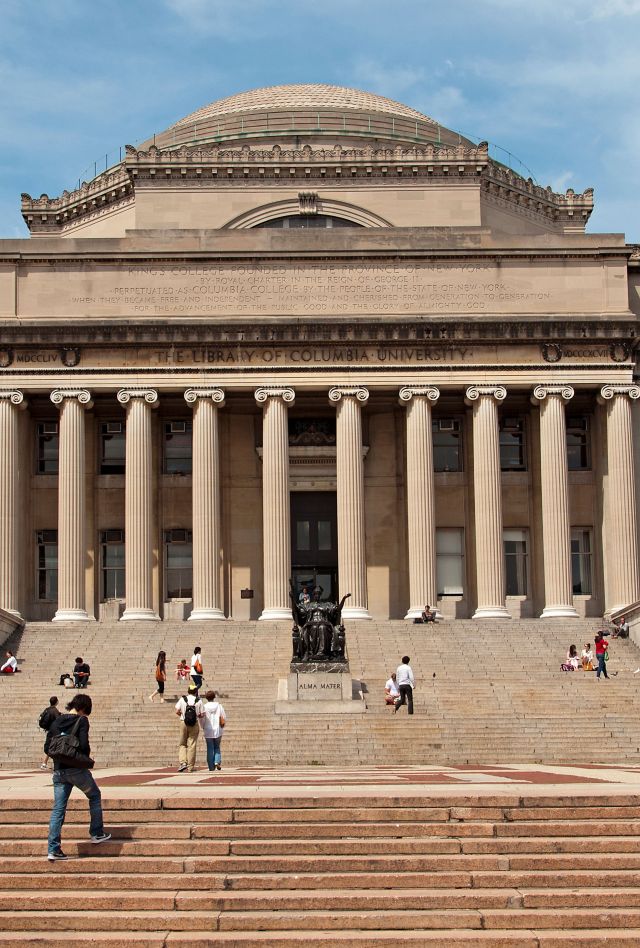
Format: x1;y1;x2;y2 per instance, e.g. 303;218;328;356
290;492;338;602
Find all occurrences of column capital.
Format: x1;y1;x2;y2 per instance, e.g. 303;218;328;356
254;386;295;404
184;387;225;406
50;389;93;408
465;385;507;405
117;388;158;406
598;383;640;404
531;384;574;405
0;390;26;409
329;386;369;404
399;386;440;405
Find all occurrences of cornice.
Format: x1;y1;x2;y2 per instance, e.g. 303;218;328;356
20;137;593;234
0;319;637;348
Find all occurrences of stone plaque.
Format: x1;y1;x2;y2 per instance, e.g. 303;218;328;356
289;671;352;701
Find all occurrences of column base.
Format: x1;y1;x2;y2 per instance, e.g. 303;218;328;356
52;609;95;622
120;608;161;621
540;605;579;619
472;606;511;619
404;607;442;620
0;607;24;621
259;607;293;621
342;606;372;620
188;608;226;621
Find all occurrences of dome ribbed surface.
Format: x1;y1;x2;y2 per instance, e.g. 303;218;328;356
171;84;436;129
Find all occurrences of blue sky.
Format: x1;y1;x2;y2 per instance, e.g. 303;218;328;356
1;0;639;240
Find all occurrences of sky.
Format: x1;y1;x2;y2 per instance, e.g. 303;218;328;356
1;0;639;241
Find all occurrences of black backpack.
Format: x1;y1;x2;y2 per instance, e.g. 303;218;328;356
183;698;197;727
38;708;54;731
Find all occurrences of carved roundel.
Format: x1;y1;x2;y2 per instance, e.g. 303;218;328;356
541;343;563;363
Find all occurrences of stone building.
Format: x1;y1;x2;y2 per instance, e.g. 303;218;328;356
1;83;639;624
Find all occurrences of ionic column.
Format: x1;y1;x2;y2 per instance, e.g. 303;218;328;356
599;384;640;612
255;387;295;620
532;385;578;619
185;388;225;620
50;390;94;621
399;386;440;619
0;391;26;618
329;387;371;619
465;385;510;619
117;389;160;621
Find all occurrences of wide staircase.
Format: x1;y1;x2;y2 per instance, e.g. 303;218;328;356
3;792;640;945
2;618;640;768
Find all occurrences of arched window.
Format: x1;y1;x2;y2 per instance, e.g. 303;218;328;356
253;214;363;229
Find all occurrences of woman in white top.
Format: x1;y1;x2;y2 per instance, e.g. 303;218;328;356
202;690;226;771
190;646;203;694
1;651;17;674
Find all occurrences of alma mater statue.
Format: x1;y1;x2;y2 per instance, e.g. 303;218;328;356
290;581;350;663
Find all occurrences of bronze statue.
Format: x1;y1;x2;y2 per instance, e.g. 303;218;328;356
290;580;350;663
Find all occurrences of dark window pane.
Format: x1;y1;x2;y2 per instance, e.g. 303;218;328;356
100;426;126;475
164;422;192;474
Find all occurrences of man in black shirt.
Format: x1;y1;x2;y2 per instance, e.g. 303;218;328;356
46;693;110;861
73;657;90;688
39;696;61;770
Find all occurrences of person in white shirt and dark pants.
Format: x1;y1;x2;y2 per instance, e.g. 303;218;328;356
394;656;415;715
202;690;226;771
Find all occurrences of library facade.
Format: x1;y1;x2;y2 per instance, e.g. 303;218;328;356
1;84;640;624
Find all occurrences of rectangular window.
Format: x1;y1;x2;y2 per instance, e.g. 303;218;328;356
500;417;526;471
567;416;590;471
296;521;311;551
317;520;332;551
101;529;125;600
165;529;193;599
164;420;192;474
571;529;593;595
36;422;59;474
436;528;464;595
432;419;462;473
504;529;528;596
100;422;126;475
36;530;58;600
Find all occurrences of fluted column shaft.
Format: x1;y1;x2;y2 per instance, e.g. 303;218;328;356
0;391;26;618
600;384;640;612
533;385;578;618
118;389;160;621
400;387;439;619
466;385;510;619
185;389;225;620
329;387;371;619
51;390;93;621
256;387;294;620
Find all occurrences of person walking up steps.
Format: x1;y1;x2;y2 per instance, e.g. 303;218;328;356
45;693;111;861
190;646;203;695
595;632;610;680
149;650;167;702
175;683;204;772
202;690;226;771
394;656;415;715
39;696;61;770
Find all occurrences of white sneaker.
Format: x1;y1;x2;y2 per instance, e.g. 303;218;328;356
90;833;112;845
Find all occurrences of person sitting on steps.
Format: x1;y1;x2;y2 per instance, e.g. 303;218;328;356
0;651;18;674
73;657;90;688
421;605;436;623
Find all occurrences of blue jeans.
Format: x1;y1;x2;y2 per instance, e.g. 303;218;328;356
206;737;222;770
48;768;104;854
191;674;202;693
597;653;609;679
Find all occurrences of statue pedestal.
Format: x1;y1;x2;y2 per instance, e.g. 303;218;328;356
276;664;366;715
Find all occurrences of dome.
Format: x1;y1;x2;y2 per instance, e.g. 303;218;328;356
148;83;466;150
171;84;436;129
